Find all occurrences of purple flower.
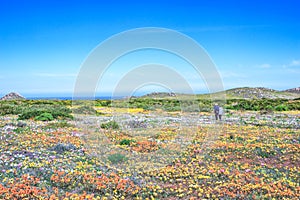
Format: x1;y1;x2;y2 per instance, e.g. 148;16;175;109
17;162;22;168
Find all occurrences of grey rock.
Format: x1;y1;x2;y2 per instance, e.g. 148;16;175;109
17;121;27;127
50;143;77;154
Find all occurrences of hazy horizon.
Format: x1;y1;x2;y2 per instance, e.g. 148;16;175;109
1;85;299;99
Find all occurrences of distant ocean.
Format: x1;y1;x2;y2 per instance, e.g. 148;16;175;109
26;96;125;100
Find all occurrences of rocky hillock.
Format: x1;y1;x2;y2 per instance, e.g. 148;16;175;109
0;92;25;100
284;87;300;94
225;87;299;99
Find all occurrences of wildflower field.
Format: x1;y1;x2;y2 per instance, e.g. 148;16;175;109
0;100;299;199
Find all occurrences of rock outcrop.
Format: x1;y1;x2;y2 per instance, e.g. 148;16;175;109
225;87;299;99
143;92;176;98
0;92;25;100
284;87;300;94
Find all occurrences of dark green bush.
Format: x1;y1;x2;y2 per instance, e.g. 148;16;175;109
100;121;119;130
119;139;135;146
275;104;289;111
265;105;273;111
95;100;111;107
35;112;54;121
18;105;73;120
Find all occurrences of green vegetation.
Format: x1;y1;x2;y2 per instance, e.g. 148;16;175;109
0;96;298;123
0;100;24;115
100;121;120;130
110;97;300;112
18;105;73;120
0;100;73;120
34;112;54;121
95;100;112;107
119;139;135;146
226;98;300;111
72;105;97;115
107;153;128;164
112;98;207;112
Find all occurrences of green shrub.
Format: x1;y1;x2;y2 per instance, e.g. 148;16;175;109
0;101;24;115
163;105;181;112
100;121;119;130
107;153;128;164
254;147;275;158
275;104;289;111
265;105;274;111
34;112;54;121
141;105;155;111
73;105;96;115
95;100;111;107
18;105;73;120
119;139;135;146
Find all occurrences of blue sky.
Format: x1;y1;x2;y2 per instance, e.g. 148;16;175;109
0;0;299;97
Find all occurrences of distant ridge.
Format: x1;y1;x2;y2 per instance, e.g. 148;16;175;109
223;87;299;99
208;87;300;99
142;92;177;98
140;87;300;100
0;92;25;100
284;87;300;94
1;87;299;100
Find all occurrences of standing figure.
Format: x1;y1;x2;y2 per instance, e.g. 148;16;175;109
213;103;219;120
218;106;224;120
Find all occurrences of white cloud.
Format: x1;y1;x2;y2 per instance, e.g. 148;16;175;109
34;73;77;77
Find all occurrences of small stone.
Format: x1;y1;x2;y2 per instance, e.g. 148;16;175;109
17;121;27;127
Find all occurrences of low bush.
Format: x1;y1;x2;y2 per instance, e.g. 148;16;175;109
95;100;111;107
127;120;148;129
107;153;128;164
18;105;73;120
35;112;54;121
0;101;24;115
73;105;96;115
119;139;135;146
100;121;119;130
275;104;289;111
